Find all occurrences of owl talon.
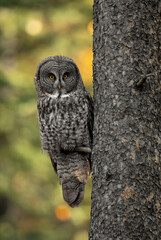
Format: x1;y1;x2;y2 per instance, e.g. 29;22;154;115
74;147;91;154
61;147;91;154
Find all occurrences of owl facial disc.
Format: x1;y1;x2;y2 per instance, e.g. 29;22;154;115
38;58;78;97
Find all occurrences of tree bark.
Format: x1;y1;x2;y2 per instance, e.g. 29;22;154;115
89;0;161;239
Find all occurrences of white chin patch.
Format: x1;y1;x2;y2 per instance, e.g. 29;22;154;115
60;93;70;98
45;92;70;98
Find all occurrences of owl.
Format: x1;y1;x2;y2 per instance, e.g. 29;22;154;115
34;55;93;207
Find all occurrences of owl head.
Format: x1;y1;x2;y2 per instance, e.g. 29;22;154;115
34;56;84;97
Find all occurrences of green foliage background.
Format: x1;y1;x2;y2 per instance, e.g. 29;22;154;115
0;1;93;239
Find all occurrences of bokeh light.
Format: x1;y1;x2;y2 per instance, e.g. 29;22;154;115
25;19;43;36
55;205;71;221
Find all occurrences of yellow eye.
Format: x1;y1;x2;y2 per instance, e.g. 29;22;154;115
63;73;68;80
49;74;55;80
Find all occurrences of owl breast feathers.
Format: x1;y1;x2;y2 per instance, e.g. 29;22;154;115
34;55;93;207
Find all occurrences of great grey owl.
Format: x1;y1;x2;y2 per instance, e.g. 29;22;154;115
34;55;93;207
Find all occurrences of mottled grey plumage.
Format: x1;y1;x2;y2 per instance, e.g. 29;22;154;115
34;55;93;207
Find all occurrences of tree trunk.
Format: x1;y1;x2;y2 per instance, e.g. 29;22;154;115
89;0;161;239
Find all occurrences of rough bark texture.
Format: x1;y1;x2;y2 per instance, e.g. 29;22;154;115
89;0;161;239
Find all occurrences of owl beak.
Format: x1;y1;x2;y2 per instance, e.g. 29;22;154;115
58;84;61;90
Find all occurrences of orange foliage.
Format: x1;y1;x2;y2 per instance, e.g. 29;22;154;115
55;205;71;221
76;48;93;87
87;20;93;35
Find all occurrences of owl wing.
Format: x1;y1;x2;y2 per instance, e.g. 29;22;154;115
48;151;57;173
37;101;58;173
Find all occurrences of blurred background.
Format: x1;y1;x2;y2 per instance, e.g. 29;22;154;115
0;0;93;239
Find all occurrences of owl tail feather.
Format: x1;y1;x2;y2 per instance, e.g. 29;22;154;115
56;152;90;207
62;177;85;208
